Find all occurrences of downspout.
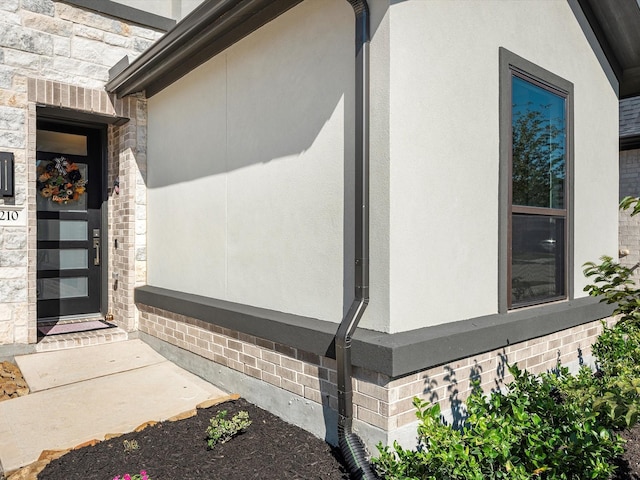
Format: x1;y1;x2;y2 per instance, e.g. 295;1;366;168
336;1;377;479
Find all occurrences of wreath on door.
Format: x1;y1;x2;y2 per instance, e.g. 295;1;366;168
37;157;86;204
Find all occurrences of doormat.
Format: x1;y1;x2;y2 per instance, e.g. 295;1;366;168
37;320;116;336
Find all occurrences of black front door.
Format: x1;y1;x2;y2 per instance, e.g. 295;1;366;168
36;122;104;320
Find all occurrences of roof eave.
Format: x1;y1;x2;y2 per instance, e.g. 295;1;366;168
106;0;303;98
109;0;640;99
576;0;640;98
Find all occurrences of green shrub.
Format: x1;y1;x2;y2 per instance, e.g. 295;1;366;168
372;365;624;480
580;241;640;429
583;256;640;324
206;410;251;449
558;363;640;430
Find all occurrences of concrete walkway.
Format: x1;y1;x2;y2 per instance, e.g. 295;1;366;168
0;339;228;476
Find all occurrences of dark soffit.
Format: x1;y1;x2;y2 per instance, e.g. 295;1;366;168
578;0;640;98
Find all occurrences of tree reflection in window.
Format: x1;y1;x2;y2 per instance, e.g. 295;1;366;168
511;76;566;209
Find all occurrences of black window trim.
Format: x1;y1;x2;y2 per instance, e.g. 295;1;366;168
499;47;575;313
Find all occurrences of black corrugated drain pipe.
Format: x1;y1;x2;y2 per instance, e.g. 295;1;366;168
335;1;377;479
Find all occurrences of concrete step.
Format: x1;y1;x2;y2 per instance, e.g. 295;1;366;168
35;326;129;353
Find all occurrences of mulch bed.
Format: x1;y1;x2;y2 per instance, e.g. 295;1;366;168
615;425;640;479
38;398;352;480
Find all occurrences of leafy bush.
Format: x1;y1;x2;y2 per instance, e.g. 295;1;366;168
558;362;640;430
206;410;251;449
580;232;640;429
593;321;640;379
373;365;624;480
583;255;640;324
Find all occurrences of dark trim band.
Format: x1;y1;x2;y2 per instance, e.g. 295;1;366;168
36;105;129;126
135;285;614;379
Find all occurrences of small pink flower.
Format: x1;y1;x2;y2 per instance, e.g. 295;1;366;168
123;475;131;480
113;477;120;480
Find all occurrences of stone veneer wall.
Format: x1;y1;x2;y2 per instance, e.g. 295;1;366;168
620;148;640;281
0;0;160;345
138;304;608;446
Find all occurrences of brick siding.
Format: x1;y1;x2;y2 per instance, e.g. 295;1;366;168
620;149;640;281
138;303;609;433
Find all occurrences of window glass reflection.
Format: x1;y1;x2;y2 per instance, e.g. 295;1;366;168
511;215;565;305
512;76;566;209
37;249;88;270
37;130;87;156
37;220;88;241
37;277;88;299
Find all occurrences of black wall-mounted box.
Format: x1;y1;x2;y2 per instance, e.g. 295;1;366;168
0;152;14;197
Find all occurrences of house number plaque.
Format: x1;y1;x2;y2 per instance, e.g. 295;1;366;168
0;207;26;226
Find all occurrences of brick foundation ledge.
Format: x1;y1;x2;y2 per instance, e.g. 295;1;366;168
135;285;614;378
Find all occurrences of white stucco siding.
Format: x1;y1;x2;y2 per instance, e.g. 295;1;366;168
572;75;619;297
147;0;357;322
366;2;393;333
388;0;618;332
147;54;228;298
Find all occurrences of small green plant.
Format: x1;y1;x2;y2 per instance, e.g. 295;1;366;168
112;470;150;480
122;439;139;453
206;410;251;449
